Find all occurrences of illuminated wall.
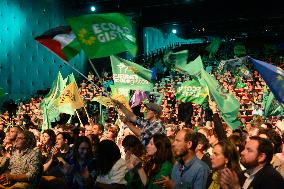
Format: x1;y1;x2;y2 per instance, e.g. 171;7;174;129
0;0;87;102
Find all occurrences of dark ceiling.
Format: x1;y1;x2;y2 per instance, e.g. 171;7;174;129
64;0;284;39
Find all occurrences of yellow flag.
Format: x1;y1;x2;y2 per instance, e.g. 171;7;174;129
56;82;84;115
92;96;114;108
92;94;132;114
112;93;132;111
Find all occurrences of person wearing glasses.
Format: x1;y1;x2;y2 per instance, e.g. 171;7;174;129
0;130;42;188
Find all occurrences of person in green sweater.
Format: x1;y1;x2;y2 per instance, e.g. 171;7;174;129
129;134;174;189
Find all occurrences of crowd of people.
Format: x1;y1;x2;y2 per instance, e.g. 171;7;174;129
0;51;284;189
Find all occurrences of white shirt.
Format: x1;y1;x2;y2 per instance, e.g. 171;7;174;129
242;166;264;189
96;158;128;185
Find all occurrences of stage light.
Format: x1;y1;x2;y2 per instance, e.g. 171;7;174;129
90;6;96;12
172;29;177;34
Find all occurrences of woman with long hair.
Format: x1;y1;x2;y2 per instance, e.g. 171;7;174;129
209;140;245;189
63;136;96;189
40;129;56;173
130;134;174;189
41;129;56;155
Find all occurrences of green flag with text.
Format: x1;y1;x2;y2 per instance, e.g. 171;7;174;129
67;13;137;58
179;56;241;130
176;79;209;104
110;55;153;91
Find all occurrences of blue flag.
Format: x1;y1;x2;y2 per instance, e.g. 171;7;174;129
249;57;284;104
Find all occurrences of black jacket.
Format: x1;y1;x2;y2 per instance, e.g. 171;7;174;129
247;164;284;189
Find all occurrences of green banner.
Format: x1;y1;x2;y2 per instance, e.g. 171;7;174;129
110;55;153;91
176;79;208;104
178;56;241;130
263;90;284;117
68;13;137;58
164;50;188;68
201;69;241;130
41;72;67;130
176;55;204;76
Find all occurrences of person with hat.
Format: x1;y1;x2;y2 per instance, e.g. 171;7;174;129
114;101;165;146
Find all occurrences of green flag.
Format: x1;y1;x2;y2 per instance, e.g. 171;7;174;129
67;13;137;58
42;105;51;132
176;56;205;76
41;71;67;108
176;79;209;104
41;72;67;130
263;91;284;117
65;73;76;85
205;37;222;58
179;56;241;130
164;50;188;68
110;55;153;91
200;69;241;130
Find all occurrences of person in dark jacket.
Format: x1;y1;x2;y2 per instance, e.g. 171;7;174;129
218;136;284;189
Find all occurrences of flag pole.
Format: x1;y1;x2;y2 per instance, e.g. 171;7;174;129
88;59;101;79
63;60;101;91
75;110;83;127
0;116;8;124
83;106;91;123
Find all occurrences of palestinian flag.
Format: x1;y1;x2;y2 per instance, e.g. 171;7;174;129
35;26;81;62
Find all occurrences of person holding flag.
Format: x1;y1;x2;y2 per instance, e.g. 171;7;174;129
113;100;165;146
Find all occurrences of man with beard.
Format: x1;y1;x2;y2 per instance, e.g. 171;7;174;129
219;136;284;189
155;129;210;189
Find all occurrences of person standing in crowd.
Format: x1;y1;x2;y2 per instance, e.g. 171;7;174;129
93;123;103;140
155;129;210;189
218;136;284;189
195;132;212;169
0;130;42;189
84;124;94;138
114;100;165;146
